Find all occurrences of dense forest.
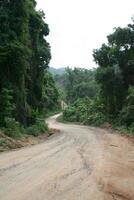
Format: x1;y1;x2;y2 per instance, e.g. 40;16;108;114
54;67;98;102
0;0;59;137
61;19;134;135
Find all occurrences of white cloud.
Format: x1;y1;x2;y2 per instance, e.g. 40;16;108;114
37;0;134;68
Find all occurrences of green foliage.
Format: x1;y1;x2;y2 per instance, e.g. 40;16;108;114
42;71;60;112
0;88;15;126
96;65;124;115
3;118;22;138
54;67;99;103
65;68;99;103
93;19;134;116
118;86;134;126
63;98;107;126
2;117;48;138
128;123;134;136
0;138;6;146
60;20;134;136
63;106;77;122
25;119;48;136
54;73;67;101
92;19;134;133
0;0;59;137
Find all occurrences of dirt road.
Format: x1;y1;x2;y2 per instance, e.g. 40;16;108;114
0;114;133;200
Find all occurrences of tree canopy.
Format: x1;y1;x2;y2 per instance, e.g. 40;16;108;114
63;19;134;135
0;0;59;132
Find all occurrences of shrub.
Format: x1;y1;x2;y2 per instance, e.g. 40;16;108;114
63;97;107;126
0;88;15;126
63;106;77;122
0;138;6;146
128;123;134;136
3;117;22;138
25;118;48;136
86;112;106;126
119;86;134;127
2;117;48;138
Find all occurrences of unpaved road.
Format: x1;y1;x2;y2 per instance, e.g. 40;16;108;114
0;114;134;200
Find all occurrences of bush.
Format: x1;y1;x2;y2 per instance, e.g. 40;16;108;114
128;123;134;136
63;106;77;122
2;117;48;138
25;118;48;136
0;138;6;146
3;118;22;138
63;97;107;126
85;112;106;126
0;88;15;126
118;86;134;127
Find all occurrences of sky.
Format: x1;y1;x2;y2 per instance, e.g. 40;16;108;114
37;0;134;69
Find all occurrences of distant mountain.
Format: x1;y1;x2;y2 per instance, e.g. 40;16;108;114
49;67;66;75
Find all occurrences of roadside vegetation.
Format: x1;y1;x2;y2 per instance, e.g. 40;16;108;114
0;0;60;142
58;19;134;136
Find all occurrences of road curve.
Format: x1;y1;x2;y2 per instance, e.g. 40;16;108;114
0;114;133;200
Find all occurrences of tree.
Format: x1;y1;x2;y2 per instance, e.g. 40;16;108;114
64;67;98;103
93;19;134;116
63;19;134;132
0;0;59;128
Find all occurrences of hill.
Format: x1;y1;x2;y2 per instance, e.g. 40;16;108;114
49;67;66;75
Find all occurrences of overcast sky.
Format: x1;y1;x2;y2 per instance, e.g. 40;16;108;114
37;0;134;69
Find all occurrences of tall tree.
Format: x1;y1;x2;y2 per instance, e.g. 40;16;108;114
0;0;59;127
93;19;134;116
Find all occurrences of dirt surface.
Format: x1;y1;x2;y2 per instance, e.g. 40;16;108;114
0;114;133;200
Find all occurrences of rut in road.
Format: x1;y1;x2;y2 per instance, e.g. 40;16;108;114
0;114;133;200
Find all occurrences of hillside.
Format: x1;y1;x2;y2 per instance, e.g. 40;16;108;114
49;67;66;75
